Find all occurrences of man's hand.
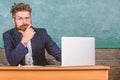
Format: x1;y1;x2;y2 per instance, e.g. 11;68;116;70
19;24;36;47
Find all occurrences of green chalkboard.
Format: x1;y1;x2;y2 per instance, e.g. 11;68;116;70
0;0;120;48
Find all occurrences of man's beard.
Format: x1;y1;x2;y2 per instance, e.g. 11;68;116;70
18;24;29;32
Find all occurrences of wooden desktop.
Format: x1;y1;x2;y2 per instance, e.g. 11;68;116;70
0;65;110;80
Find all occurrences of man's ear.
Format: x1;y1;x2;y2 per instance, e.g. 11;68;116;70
12;17;15;25
12;18;15;25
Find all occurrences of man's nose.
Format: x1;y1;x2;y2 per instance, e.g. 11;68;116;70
22;18;27;24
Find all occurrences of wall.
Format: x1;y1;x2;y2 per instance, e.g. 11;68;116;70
0;0;120;48
96;49;120;80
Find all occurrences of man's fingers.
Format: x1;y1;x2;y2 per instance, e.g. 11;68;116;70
26;24;32;30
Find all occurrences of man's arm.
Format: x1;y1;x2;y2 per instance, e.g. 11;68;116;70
3;32;28;66
42;29;61;62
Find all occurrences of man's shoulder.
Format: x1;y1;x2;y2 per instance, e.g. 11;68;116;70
34;27;46;31
33;28;49;36
3;28;16;35
34;28;47;33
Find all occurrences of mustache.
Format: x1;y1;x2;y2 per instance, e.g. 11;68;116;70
21;24;29;27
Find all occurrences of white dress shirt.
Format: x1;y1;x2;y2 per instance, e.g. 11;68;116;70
25;40;33;65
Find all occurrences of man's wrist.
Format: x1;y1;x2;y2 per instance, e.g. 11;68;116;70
21;40;28;47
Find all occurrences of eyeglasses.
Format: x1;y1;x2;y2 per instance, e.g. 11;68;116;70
14;16;31;21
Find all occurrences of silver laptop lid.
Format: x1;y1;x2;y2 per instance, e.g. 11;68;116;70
61;37;95;66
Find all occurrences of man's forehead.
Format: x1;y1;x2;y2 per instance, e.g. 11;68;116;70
15;11;31;17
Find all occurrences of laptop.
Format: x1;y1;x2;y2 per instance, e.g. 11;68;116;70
61;37;95;66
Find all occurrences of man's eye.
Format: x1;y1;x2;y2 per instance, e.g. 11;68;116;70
19;18;23;20
25;17;30;19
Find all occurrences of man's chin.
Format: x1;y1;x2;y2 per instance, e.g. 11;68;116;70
17;27;27;32
19;24;29;31
20;28;27;32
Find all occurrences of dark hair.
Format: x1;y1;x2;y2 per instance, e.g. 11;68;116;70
11;3;32;17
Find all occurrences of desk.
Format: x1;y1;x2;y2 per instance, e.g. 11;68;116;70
0;66;109;80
